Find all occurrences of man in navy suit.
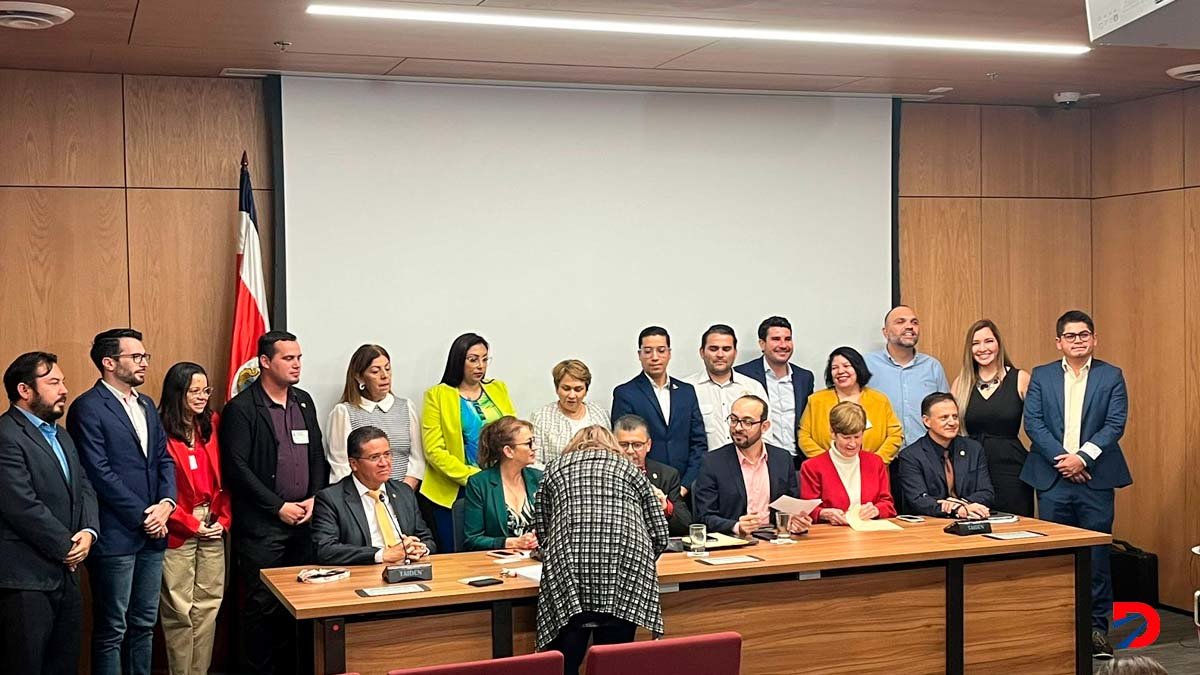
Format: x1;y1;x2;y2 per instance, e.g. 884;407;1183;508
611;326;707;493
897;393;994;519
67;328;176;675
734;316;815;469
692;395;812;535
1022;310;1130;660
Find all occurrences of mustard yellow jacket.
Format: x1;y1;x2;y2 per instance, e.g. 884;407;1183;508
419;380;516;508
798;387;904;463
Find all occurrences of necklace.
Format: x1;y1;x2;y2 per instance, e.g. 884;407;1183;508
977;372;1001;391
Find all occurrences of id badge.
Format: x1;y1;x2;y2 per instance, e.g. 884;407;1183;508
291;429;310;445
188;454;199;471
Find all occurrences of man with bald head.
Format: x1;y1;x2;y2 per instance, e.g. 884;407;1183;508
865;305;950;448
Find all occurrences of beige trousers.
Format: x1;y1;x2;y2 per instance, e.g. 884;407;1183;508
159;505;226;675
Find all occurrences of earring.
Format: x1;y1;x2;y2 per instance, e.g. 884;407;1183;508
357;382;366;391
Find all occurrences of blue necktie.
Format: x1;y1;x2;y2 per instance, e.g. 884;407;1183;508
40;422;70;481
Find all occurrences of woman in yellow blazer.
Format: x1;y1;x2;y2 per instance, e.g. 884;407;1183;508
421;333;516;552
799;346;903;463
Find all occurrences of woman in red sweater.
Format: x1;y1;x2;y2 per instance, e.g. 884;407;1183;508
800;401;896;525
157;362;231;675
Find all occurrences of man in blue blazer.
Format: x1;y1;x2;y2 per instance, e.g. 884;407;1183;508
897;393;994;518
693;395;811;535
611;326;708;492
1022;310;1130;659
67;328;176;675
734;316;815;469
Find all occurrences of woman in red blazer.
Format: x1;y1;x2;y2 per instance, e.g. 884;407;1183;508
801;401;896;524
157;362;230;675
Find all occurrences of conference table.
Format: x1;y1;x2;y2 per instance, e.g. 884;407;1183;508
263;517;1109;675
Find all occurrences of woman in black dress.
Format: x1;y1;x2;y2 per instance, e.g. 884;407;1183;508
951;319;1034;516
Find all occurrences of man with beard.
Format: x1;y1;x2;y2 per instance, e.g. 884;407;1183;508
692;395;812;537
68;328;176;675
734;316;815;469
0;352;98;674
220;330;328;674
865;305;950;447
685;324;767;451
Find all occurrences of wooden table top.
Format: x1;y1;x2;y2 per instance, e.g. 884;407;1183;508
263;518;1109;620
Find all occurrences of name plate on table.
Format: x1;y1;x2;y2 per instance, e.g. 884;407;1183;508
697;555;762;566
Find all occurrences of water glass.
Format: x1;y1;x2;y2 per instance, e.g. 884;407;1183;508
687;523;709;558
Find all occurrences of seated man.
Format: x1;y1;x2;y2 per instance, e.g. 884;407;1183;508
692;395;812;536
897;393;994;519
312;426;435;565
613;414;693;536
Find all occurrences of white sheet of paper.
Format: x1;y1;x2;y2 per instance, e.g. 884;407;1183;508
768;496;822;516
846;509;903;532
698;555;762;566
513;564;542;583
491;552;532;564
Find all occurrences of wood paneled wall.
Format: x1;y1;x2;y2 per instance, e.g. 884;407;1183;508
0;68;273;406
900;92;1200;611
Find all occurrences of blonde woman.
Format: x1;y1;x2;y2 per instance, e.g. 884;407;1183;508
529;359;610;466
950;319;1033;516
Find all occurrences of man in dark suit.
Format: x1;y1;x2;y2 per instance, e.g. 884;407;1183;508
897;393;994;519
312;426;434;565
611;326;708;493
220;330;329;674
1021;310;1130;659
613;414;693;536
693;396;812;536
66;328;175;675
734;316;816;469
0;352;99;674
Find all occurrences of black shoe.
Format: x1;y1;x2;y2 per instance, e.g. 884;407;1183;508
1092;630;1114;660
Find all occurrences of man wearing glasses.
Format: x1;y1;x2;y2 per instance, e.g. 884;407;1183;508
1021;310;1130;660
691;396;812;536
613;414;693;536
67;328;176;675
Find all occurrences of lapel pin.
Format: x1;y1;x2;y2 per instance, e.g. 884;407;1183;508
960;450;966;456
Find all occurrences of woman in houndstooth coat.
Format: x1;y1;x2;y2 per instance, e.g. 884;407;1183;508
535;426;670;673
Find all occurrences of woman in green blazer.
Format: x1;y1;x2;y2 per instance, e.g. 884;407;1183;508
463;416;543;551
421;333;516;552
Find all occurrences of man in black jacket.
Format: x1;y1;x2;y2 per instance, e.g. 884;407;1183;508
219;331;329;674
897;392;994;519
0;352;99;674
613;414;693;536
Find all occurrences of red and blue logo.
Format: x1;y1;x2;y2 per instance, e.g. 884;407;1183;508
1112;602;1161;649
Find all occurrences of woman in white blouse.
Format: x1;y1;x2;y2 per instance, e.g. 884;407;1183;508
529;359;610;466
325;344;425;488
799;401;897;524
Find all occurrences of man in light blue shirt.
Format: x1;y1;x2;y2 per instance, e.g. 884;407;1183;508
865;305;950;447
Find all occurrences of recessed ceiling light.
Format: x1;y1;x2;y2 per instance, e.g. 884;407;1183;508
928;86;954;93
306;4;1091;55
0;2;74;30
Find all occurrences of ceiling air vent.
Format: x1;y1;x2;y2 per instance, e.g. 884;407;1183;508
0;2;74;30
1166;64;1200;82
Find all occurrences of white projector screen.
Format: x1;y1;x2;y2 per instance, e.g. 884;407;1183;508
281;77;893;424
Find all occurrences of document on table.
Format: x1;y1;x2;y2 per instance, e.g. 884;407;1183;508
512;564;542;583
768;496;822;516
846;510;903;532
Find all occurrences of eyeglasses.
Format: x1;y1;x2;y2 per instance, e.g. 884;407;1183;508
187;387;214;397
512;439;537;450
115;353;151;364
1058;331;1093;343
354;452;391;464
617;441;647;452
466;355;491;365
639;347;670;357
727;415;766;428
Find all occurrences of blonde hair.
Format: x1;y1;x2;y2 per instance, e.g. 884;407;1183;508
552;359;592;389
952;319;1015;423
829;401;867;436
561;425;620;455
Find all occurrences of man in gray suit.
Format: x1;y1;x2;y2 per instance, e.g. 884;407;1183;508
0;352;99;674
311;425;434;565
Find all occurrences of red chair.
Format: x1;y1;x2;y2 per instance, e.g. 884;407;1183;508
584;632;742;674
386;650;564;675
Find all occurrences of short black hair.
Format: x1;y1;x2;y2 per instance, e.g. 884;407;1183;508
921;392;957;417
638;326;670;349
734;394;769;420
824;346;872;388
700;324;737;349
347;425;388;459
440;333;489;387
4;351;58;402
1056;310;1094;336
258;330;298;359
89;328;143;373
757;316;791;341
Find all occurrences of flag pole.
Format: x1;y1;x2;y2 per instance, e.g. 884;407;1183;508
241;150;248;168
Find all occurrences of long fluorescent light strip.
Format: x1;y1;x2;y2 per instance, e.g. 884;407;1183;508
307;4;1090;55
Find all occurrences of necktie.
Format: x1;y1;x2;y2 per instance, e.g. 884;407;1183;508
41;422;70;480
943;450;957;498
367;489;401;547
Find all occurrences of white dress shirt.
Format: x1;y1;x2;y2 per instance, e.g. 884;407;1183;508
1062;358;1102;461
352;475;406;563
684;370;769;450
761;357;797;453
102;380;149;456
645;372;672;425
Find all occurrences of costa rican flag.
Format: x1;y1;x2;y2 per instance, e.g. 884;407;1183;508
227;153;270;398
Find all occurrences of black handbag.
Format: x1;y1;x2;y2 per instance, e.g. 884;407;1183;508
1110;539;1159;606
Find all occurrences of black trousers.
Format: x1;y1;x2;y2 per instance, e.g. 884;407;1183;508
0;574;83;675
544;611;638;675
236;524;313;675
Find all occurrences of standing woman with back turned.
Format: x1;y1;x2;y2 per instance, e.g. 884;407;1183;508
421;333;516;552
951;319;1034;517
157;363;230;675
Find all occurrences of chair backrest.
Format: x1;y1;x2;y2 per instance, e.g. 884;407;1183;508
387;650;563;675
450;497;467;552
889;459;907;515
585;632;742;675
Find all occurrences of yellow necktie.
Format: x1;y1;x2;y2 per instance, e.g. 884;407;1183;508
367;489;400;547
